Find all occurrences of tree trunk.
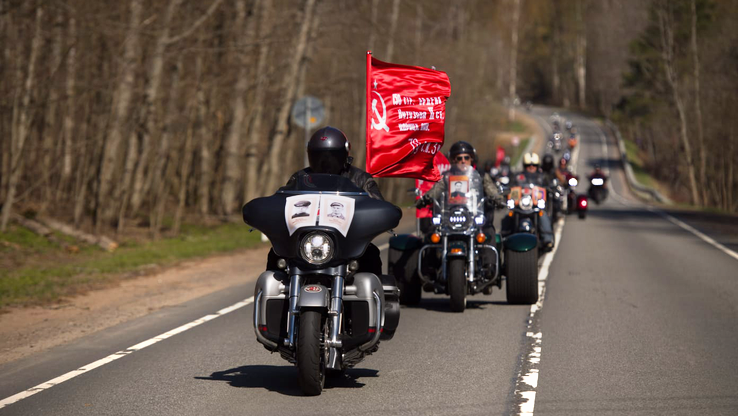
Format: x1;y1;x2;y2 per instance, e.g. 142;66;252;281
149;58;183;235
262;0;319;193
40;12;65;210
1;6;43;232
128;0;185;218
244;0;271;203
690;0;707;205
196;50;213;216
508;0;520;122
60;15;77;196
174;106;196;235
657;3;700;206
95;0;142;233
575;0;587;109
551;0;561;105
221;0;255;215
355;0;380;170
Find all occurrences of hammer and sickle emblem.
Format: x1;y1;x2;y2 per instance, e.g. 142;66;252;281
371;91;390;132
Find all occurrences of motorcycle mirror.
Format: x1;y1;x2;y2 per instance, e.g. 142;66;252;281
386;229;398;237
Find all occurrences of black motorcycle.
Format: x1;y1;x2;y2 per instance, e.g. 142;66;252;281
389;165;502;312
243;173;401;395
588;175;608;204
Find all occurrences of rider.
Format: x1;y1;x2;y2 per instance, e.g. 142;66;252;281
589;164;608;188
265;126;388;275
414;141;505;236
502;152;555;251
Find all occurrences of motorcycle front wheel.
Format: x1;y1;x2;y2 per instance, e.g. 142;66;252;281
448;258;467;312
297;310;325;396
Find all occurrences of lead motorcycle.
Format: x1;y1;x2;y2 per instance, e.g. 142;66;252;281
243;173;401;395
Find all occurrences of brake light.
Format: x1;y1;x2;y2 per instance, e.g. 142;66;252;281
259;325;268;332
580;200;587;207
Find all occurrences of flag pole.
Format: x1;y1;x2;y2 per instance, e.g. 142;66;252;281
365;51;372;170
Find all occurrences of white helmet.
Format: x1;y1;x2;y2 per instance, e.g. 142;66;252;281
523;152;540;167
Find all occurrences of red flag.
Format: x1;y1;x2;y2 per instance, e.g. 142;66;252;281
365;52;451;181
495;146;506;168
415;152;451;218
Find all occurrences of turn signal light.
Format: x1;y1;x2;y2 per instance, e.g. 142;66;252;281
476;233;486;243
539;211;544;217
508;211;513;217
430;233;441;243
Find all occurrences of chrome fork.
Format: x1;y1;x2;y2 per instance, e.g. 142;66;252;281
284;274;302;348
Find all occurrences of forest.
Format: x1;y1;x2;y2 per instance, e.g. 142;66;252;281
1;0;735;242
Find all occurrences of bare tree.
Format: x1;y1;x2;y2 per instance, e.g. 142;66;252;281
508;0;521;121
657;1;700;205
1;6;43;231
244;0;272;203
262;0;318;193
95;0;142;233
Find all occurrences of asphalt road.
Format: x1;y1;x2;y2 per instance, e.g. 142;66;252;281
1;108;737;416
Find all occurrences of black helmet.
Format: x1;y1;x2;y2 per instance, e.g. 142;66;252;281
307;126;350;174
541;153;555;173
449;141;477;163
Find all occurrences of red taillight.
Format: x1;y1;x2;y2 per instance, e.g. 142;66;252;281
259;325;268;332
580;200;587;207
367;328;383;334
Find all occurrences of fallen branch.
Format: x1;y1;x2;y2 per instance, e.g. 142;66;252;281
38;217;118;252
11;214;78;252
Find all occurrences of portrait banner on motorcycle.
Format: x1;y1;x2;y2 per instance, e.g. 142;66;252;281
365;52;451;181
415;152;451;218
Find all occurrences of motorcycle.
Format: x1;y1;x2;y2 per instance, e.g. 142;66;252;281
500;181;545;304
588;175;608;204
564;175;588;219
388;165;502;312
243;173;401;395
547;133;564;153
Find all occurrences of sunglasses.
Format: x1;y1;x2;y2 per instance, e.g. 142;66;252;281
455;155;471;161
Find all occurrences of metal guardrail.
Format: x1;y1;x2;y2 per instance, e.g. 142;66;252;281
604;120;672;205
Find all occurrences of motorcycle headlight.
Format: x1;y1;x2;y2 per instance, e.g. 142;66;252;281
445;207;471;231
568;178;578;187
474;215;485;225
520;195;533;210
537;199;546;209
300;232;333;265
432;215;441;225
591;178;604;186
507;199;515;210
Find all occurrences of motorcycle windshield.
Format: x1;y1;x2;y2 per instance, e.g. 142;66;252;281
438;165;484;232
243;172;401;261
508;181;546;211
444;165;484;213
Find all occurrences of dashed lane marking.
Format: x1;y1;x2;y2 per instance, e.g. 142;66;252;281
0;298;255;410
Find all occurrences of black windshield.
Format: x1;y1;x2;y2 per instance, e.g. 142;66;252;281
278;172;366;194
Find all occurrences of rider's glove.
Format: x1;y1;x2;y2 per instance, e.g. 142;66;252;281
415;195;429;209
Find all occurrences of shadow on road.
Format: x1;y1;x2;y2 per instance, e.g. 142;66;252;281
195;365;378;396
405;297;509;313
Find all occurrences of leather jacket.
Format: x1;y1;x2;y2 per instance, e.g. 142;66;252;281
284;166;385;201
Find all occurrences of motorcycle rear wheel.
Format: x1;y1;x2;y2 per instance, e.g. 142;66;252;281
448;258;467;312
297;310;325;396
505;249;538;304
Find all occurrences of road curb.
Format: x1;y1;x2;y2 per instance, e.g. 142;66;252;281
604;119;672;205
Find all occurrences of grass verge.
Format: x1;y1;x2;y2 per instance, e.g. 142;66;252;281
623;138;653;188
0;222;264;309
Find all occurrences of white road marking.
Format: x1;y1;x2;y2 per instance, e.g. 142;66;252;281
514;219;565;416
377;243;389;252
514;114;579;416
591;121;738;262
649;208;738;262
0;297;255;410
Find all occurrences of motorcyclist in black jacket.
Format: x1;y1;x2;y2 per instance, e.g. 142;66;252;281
265;126;389;275
501;152;555;251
